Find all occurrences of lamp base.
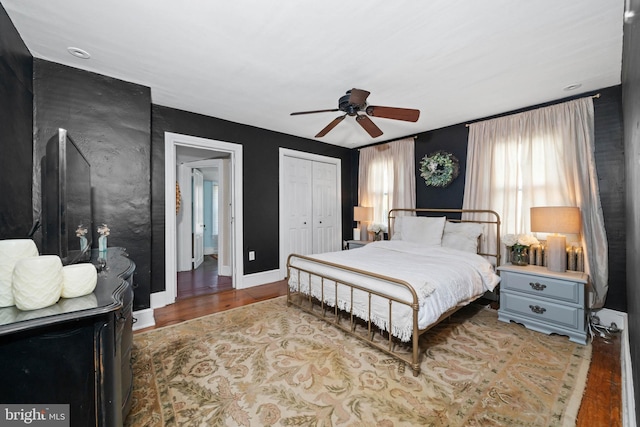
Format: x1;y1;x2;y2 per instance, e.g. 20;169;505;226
353;228;361;241
361;224;369;241
546;234;567;272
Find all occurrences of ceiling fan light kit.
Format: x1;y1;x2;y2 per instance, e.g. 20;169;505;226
291;88;420;138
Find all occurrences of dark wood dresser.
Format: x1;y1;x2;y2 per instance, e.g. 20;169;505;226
0;247;135;427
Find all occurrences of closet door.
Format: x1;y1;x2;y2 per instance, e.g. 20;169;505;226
283;156;313;256
312;161;339;253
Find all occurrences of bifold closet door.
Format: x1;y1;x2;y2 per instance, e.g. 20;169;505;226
282;156;339;257
283;156;313;256
312;161;339;253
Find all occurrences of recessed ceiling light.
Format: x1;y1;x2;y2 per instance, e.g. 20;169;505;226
563;83;582;91
67;47;91;59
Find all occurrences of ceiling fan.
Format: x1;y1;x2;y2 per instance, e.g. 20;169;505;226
290;88;420;138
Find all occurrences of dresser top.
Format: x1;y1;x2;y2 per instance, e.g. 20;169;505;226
498;263;588;283
0;247;133;336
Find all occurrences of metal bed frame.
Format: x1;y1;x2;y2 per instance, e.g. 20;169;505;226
286;208;501;376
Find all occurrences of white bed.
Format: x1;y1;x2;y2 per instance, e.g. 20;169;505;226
289;240;499;341
286;208;501;376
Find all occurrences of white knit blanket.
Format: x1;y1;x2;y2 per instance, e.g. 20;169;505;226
288;240;500;341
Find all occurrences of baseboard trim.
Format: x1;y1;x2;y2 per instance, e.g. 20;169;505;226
592;308;635;427
132;308;155;331
240;269;284;289
150;290;168;309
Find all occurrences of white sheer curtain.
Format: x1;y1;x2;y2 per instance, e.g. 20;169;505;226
463;97;608;308
358;137;416;227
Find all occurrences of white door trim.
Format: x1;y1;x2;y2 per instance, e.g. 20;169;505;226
278;148;342;277
164;132;243;306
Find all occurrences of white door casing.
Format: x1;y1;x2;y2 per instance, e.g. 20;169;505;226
192;168;205;269
164;132;243;307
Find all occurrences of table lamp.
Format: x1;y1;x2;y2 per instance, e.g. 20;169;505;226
530;206;581;272
353;206;373;240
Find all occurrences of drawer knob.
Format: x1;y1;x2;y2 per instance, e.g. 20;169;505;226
529;305;547;314
529;282;547;291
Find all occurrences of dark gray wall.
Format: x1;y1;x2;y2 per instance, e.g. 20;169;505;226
0;3;32;239
150;105;355;293
415;124;470;210
32;60;152;310
592;86;626;313
621;11;640;422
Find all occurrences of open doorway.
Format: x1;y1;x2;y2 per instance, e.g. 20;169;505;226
164;132;244;307
176;157;232;299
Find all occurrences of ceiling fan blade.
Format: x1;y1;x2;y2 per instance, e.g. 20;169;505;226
315;115;346;137
356;115;383;138
366;105;420;122
291;108;339;116
348;88;370;106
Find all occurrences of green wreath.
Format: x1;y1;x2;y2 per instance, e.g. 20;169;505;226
419;151;460;187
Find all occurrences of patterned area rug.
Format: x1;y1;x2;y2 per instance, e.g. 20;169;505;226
125;296;591;426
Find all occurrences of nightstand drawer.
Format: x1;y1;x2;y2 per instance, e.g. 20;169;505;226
501;291;584;330
501;271;581;304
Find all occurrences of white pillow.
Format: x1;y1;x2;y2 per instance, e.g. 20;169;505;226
391;217;404;240
396;216;446;246
442;222;484;253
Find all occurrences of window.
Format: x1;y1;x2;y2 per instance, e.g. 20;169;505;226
358;137;415;227
463;97;608;308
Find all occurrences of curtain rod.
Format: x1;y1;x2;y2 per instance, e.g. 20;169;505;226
357;135;416;150
464;93;601;127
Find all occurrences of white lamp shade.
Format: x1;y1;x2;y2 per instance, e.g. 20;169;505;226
0;239;39;307
62;264;98;298
353;206;373;222
12;255;63;311
530;206;581;234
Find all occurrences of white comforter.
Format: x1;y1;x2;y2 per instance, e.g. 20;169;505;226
288;240;500;341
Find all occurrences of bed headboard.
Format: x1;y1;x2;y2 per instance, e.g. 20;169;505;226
388;208;502;266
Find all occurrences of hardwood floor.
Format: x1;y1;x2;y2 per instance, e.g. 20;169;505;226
176;255;232;300
138;280;622;426
577;331;622;426
148;280;289;329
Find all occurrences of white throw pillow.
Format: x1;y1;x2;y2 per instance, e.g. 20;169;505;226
391;217;404;240
399;216;446;246
442;222;484;253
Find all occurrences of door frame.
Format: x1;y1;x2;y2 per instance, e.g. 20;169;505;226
165;132;243;305
278;148;342;277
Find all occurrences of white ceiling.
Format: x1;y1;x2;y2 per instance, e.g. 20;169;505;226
2;1;625;148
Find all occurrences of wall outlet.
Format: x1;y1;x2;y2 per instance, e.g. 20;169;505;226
248;251;255;261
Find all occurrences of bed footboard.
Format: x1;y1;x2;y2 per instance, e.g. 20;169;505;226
286;253;424;376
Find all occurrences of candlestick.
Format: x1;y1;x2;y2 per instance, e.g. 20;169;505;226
576;247;584;272
567;246;576;271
